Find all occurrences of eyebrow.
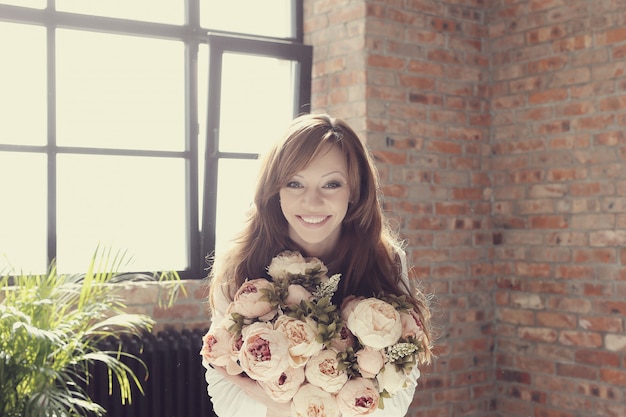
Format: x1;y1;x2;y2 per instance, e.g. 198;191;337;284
293;170;347;179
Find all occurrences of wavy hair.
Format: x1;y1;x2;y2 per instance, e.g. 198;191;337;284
208;113;431;354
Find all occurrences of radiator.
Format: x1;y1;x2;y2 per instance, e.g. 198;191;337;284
88;328;215;417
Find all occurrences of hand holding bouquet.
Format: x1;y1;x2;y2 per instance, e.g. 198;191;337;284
201;251;429;417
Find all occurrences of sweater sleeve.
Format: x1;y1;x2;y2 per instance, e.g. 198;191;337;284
368;366;420;417
203;362;268;417
204;283;269;417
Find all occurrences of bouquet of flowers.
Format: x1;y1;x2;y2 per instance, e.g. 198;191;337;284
200;251;429;417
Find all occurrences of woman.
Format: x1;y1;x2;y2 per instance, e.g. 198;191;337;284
204;113;432;416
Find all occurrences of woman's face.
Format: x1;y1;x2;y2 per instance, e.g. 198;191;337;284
279;144;351;258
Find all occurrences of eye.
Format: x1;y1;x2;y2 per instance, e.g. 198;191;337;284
323;181;343;189
286;180;303;189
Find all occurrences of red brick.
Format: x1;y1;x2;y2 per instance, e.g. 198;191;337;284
519;327;558;343
529;215;568;229
529;88;568;104
536;312;576;328
597;27;626;45
555;265;594;279
600;368;626;386
556;363;598;380
572;248;617;263
558;331;603;348
575;349;621;367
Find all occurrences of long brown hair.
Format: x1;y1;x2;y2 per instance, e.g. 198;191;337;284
208;113;431;351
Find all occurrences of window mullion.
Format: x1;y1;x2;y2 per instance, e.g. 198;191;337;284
200;43;222;267
47;23;57;266
186;40;202;278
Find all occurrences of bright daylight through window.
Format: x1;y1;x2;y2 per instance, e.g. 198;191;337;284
0;0;312;277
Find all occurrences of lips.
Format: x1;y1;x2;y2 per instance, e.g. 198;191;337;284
298;215;329;225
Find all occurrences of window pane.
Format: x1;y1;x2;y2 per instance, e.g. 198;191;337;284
201;0;294;38
0;0;45;8
0;152;47;274
215;158;261;255
0;22;46;146
219;53;296;154
55;0;183;25
56;154;187;273
56;30;185;151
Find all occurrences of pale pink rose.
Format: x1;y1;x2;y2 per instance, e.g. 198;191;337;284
291;383;340;417
226;333;244;375
258;366;305;403
340;295;364;322
283;284;314;307
205;314;244;375
376;362;412;394
355;347;384;379
336;378;380;416
400;309;426;341
274;315;323;367
346;298;402;349
304;349;348;394
267;251;328;281
200;325;232;367
238;322;290;382
229;279;277;321
329;322;356;351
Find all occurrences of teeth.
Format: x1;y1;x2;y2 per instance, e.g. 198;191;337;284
301;216;326;224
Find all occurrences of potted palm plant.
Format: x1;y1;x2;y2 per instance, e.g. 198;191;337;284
0;249;182;417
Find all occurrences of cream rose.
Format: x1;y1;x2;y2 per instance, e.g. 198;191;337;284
200;325;232;368
258;366;305;403
274;315;323;367
229;278;277;321
283;284;314;307
336;377;380;416
291;383;340;417
267;251;328;281
304;349;348;394
238;322;290;382
206;314;244;375
376;362;412;394
340;295;364;322
346;298;402;349
355;347;384;379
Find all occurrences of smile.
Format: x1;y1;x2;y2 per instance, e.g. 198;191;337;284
298;215;329;224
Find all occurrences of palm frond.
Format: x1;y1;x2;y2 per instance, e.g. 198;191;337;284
0;248;181;417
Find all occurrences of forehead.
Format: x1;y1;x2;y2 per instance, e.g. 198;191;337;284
299;144;347;173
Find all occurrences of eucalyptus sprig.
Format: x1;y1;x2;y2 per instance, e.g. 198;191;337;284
280;264;328;293
336;347;360;378
374;292;414;313
258;282;283;310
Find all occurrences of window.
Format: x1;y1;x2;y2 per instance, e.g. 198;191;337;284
0;1;312;277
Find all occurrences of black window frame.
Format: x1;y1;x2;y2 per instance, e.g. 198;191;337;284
0;1;312;279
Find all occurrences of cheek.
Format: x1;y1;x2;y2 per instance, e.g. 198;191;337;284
279;192;293;217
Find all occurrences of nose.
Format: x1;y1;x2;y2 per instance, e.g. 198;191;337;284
302;187;324;208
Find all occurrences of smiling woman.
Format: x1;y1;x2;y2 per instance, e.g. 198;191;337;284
204;113;433;417
279;144;351;258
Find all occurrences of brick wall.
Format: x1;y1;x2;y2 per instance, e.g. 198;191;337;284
489;1;626;416
121;280;209;333
305;1;626;417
